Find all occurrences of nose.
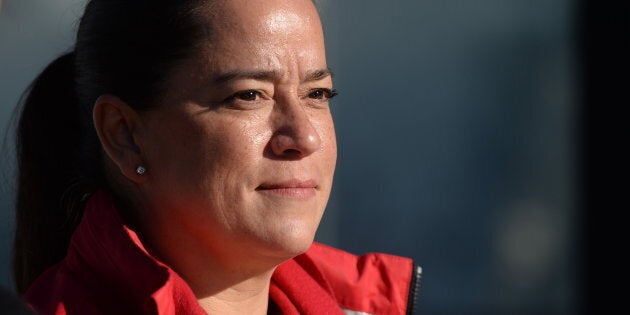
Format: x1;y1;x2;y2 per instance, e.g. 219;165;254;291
269;98;321;159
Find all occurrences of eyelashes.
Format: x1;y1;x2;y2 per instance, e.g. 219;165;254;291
308;88;339;100
224;90;262;103
307;88;338;101
221;88;338;106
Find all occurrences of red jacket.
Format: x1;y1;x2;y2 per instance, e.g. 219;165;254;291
25;191;421;314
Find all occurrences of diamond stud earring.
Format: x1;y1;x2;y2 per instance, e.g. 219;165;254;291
136;166;146;175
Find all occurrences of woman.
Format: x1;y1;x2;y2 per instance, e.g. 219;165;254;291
14;0;420;314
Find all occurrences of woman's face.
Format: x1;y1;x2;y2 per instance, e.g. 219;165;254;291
136;0;336;264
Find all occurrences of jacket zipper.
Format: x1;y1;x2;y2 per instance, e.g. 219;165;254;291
406;264;422;315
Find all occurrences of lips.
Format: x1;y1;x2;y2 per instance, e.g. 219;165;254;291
256;179;318;198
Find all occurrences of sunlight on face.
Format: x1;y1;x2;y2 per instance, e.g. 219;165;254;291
264;10;309;34
136;0;336;270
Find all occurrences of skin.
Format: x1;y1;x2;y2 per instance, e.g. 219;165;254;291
92;0;336;313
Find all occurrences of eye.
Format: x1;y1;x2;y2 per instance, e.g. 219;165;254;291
308;88;338;100
217;89;269;110
225;90;261;102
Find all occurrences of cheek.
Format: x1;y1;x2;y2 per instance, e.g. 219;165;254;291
141;111;216;191
314;113;337;163
162;114;270;189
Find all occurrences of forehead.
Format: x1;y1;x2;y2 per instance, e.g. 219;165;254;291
194;0;326;69
161;0;328;101
190;0;323;47
209;0;319;36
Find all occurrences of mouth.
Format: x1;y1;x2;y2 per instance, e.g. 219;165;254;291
256;179;318;198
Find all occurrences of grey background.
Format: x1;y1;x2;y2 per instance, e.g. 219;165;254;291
1;0;579;313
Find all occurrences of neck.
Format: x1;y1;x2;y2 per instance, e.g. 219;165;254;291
195;270;274;315
137;216;285;314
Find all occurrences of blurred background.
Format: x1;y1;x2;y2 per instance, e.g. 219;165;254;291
1;0;588;314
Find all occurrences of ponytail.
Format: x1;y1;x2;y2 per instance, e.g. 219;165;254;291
12;0;216;295
14;52;94;294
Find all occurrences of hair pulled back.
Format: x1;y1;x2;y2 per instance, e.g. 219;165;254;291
14;0;210;294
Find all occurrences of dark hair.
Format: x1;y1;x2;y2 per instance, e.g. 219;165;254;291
13;0;209;294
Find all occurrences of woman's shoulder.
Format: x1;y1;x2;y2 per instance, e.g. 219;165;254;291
23;261;104;315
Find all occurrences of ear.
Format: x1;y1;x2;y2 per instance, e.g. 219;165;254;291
93;95;147;184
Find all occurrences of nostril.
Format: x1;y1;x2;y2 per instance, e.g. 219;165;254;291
280;148;302;159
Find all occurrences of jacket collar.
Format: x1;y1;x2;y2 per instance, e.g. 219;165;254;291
66;190;205;314
67;190;343;314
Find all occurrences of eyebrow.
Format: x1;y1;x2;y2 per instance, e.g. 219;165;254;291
305;68;334;82
210;68;334;86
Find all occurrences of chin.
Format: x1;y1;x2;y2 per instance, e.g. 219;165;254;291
257;223;319;261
